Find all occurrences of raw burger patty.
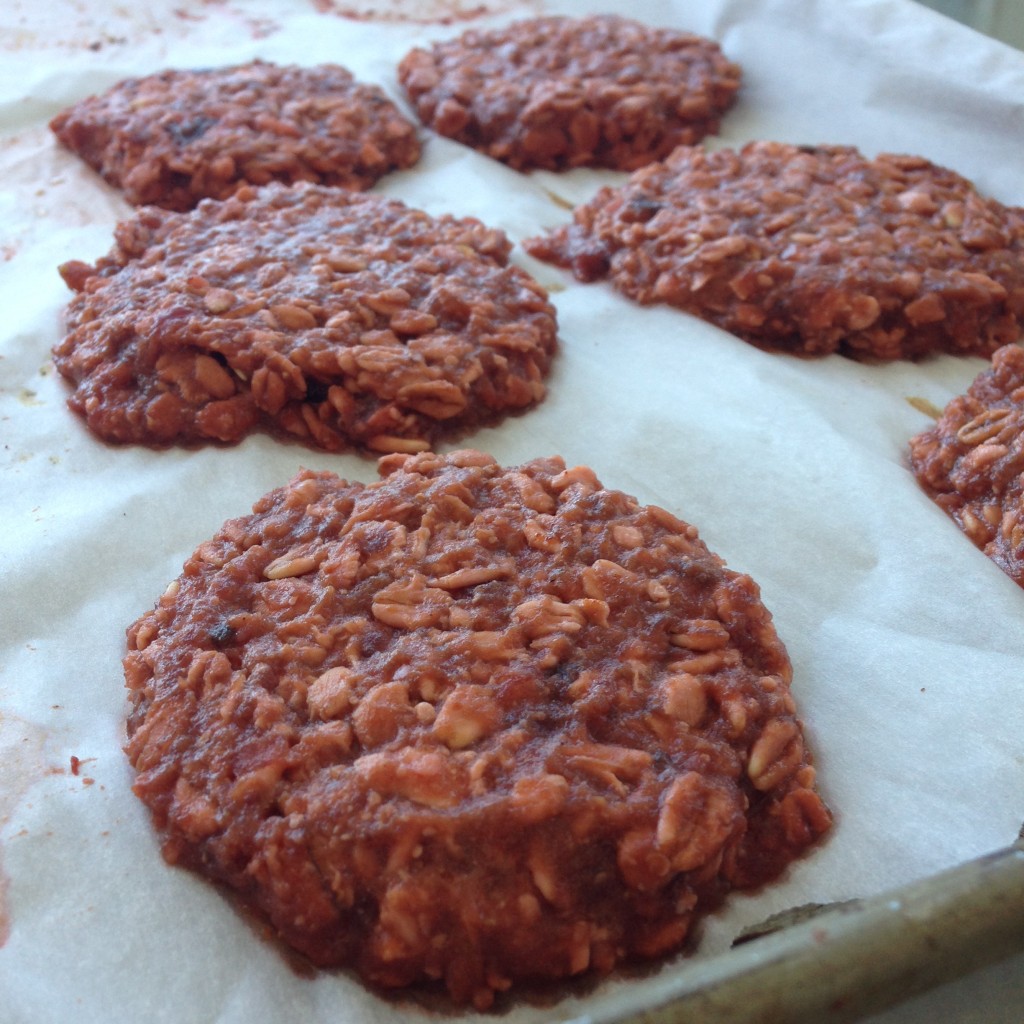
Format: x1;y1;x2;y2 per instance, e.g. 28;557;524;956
50;60;421;210
398;14;740;172
525;141;1024;360
53;182;557;454
124;449;832;1009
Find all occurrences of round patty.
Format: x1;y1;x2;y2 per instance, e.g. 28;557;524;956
124;449;832;1008
909;342;1024;585
398;14;740;172
525;141;1024;360
53;183;557;454
49;60;421;211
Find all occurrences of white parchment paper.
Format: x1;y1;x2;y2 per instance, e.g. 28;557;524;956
1;1;1023;1021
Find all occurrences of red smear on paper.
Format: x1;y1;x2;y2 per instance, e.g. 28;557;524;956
310;0;536;25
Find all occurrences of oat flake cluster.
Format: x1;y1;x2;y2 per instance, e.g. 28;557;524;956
124;451;831;1008
53;183;557;455
525;141;1024;360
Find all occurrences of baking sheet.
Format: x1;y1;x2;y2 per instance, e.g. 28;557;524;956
1;0;1023;1021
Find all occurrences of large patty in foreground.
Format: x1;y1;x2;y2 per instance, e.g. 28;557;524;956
124;450;831;1008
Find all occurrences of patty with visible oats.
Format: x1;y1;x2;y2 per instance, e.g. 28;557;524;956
124;450;831;1009
50;60;421;210
399;15;740;172
54;183;557;455
526;141;1024;360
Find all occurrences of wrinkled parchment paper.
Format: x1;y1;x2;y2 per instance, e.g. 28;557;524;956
2;1;1023;1021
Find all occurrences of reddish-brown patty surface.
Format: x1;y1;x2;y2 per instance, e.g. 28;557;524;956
53;183;557;455
909;343;1024;585
398;14;740;172
124;450;831;1008
525;141;1024;360
50;61;421;211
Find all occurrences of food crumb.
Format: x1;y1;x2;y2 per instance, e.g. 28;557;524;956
907;396;943;419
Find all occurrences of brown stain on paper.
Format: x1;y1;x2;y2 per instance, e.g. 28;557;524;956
0;712;49;947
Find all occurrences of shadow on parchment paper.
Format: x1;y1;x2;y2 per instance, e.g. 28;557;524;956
201;866;765;1017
